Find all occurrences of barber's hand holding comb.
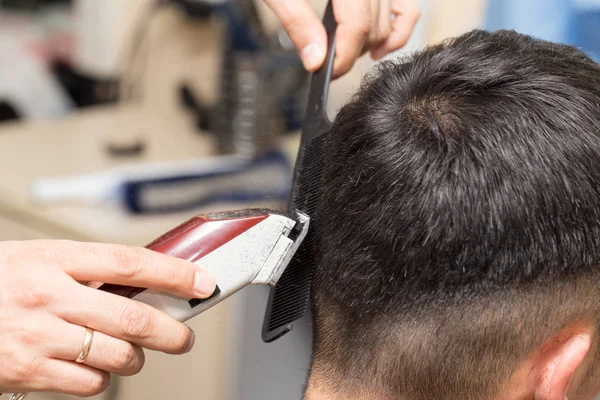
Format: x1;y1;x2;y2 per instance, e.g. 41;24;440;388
264;0;420;78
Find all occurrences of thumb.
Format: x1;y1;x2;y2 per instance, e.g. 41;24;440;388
264;0;327;71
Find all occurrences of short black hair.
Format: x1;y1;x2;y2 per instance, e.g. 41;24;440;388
311;29;600;400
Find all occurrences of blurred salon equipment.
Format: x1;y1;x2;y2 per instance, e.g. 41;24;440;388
208;0;308;157
26;0;309;215
73;0;308;158
0;0;75;121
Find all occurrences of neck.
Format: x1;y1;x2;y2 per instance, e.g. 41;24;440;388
303;382;341;400
304;376;389;400
303;386;329;400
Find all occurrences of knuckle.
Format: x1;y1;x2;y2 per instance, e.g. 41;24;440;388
15;284;56;310
19;319;45;346
119;304;152;338
375;28;392;44
379;24;392;39
279;11;300;28
2;369;22;387
81;372;110;397
111;343;138;371
269;0;300;26
371;29;390;46
3;361;25;387
33;240;64;267
6;354;44;386
358;18;372;36
4;368;24;387
336;60;354;77
112;246;144;280
411;4;422;20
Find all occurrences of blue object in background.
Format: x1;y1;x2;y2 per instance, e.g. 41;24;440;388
31;150;293;215
485;0;600;61
123;150;292;214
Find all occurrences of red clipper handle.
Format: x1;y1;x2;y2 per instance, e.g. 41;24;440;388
98;210;269;299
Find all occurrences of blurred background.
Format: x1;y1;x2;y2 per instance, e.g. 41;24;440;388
0;0;597;399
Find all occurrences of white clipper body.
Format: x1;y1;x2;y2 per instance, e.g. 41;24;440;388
98;209;309;322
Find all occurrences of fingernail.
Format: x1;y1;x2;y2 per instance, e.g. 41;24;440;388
301;43;324;71
185;330;196;352
194;269;216;297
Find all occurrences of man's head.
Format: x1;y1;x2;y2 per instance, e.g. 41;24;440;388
308;30;600;400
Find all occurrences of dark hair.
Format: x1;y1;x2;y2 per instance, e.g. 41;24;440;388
311;29;600;400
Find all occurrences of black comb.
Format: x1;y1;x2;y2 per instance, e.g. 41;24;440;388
261;0;336;343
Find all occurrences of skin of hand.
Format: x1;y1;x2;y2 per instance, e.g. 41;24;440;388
263;0;421;78
0;240;216;396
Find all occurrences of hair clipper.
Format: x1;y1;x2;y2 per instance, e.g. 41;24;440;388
97;209;309;321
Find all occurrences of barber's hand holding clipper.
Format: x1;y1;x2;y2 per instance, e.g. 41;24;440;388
264;0;421;78
0;240;216;397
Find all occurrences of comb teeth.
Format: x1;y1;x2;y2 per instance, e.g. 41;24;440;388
263;134;326;338
262;0;336;343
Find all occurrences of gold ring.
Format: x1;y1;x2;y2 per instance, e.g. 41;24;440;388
75;328;94;363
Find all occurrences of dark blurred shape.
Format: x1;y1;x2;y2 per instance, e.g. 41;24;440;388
167;0;308;156
51;61;120;109
0;0;71;11
171;0;215;19
106;139;147;158
0;100;21;123
179;83;212;131
211;1;309;158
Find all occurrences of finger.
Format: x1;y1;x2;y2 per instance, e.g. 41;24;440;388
35;240;216;299
264;0;327;71
55;285;195;355
7;358;110;397
373;0;392;45
366;0;392;48
369;0;380;45
45;319;145;376
371;0;420;60
332;0;372;78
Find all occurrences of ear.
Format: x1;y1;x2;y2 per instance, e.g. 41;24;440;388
534;329;592;400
